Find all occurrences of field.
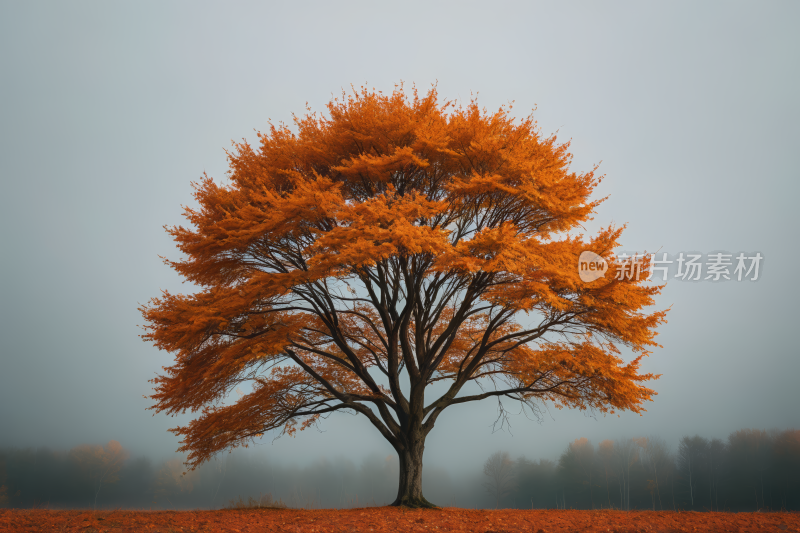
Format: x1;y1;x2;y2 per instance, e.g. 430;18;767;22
1;508;798;533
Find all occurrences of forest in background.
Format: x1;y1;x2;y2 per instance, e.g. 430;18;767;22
1;428;797;511
485;429;800;512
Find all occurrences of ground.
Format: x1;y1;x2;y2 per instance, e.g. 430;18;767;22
1;508;798;532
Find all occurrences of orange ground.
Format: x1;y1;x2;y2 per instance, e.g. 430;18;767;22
1;508;798;532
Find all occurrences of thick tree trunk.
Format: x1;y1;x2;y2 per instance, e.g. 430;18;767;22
391;433;437;508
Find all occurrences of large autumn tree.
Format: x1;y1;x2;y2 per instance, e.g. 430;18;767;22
141;85;665;508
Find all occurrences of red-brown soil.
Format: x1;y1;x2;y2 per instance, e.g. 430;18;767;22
1;508;797;532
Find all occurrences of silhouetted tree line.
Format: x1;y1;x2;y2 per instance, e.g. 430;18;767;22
2;428;797;510
483;428;800;511
0;442;478;509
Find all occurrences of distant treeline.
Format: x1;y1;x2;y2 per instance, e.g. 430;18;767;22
484;429;800;511
1;428;797;510
0;442;473;510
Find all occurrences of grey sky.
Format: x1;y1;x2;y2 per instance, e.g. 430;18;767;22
1;1;798;472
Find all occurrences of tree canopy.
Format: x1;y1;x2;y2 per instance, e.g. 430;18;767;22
140;84;666;507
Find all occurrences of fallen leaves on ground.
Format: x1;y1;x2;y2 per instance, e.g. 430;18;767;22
1;508;798;533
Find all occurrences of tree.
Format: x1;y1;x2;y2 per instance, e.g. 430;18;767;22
637;435;671;511
0;459;7;508
68;440;129;510
612;438;639;511
727;429;772;511
772;429;800;511
153;457;198;508
140;84;666;508
515;456;558;509
558;438;596;509
483;451;516;508
707;438;725;511
597;439;616;508
677;435;708;509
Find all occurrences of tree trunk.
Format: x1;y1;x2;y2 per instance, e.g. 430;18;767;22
391;433;436;508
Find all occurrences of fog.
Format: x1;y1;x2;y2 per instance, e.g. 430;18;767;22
3;428;798;510
0;446;482;510
1;1;798;509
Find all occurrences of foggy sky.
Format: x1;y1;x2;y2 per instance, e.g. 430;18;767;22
1;0;798;474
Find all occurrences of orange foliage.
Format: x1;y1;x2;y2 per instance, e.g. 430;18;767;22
140;85;666;500
2;508;798;533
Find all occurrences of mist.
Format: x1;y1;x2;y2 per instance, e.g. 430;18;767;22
0;444;483;510
1;0;799;511
2;427;797;510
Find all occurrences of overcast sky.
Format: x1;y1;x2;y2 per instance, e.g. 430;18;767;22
1;1;798;472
